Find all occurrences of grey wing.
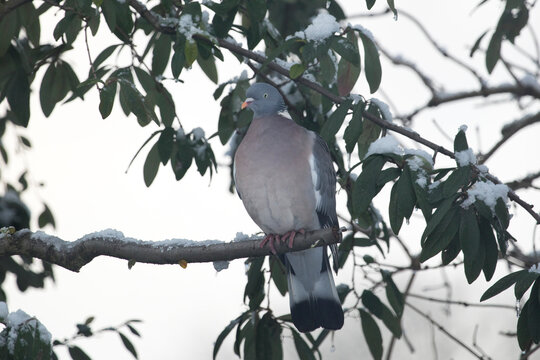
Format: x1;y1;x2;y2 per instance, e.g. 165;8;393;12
309;133;340;272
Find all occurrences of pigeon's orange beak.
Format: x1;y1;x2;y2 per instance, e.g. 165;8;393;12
242;98;254;109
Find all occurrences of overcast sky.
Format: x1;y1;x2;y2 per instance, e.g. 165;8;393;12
4;1;540;359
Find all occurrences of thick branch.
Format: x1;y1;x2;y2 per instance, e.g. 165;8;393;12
127;0;540;225
0;228;340;272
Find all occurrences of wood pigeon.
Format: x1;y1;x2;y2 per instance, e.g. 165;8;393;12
234;82;344;332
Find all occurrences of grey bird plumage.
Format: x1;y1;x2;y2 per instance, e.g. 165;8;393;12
234;82;344;332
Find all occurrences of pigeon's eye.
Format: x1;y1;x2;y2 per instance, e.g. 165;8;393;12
263;93;268;98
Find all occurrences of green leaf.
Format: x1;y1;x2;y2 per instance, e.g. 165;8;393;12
441;233;461;265
389;166;416;235
479;216;498;281
255;313;282;360
292;330;315;360
143;142;160;187
38;204;56;228
0;12;18;57
352;156;386;216
459;207;482;283
332;37;360;66
318;52;336;85
40;62;72;117
93;44;120;69
357;105;382;159
470;30;488;57
337;32;360;96
320;99;352;143
480;269;527;302
453;129;469;153
382;271;404;317
246;0;266;22
197;54;219;84
343;103;363;153
119;332;138;359
270;257;288;296
244;257;265;310
517;301;532;351
289;63;305;80
99;81;117;119
217;95;235;144
6;68;30;127
486;31;502;73
157;127;175;165
495;198;509;229
171;46;186;79
214;314;246;360
152;34;172;75
184;40;198;68
119;80;153;126
420;206;460;262
68;346;92;360
386;0;397;18
362;290;402;338
515;272;540;300
442;166;470;197
421;195;458;243
358;32;382;93
365;0;376;9
359;309;382;360
527;280;540;342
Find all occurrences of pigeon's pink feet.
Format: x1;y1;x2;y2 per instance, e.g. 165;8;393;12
259;229;305;254
281;229;306;248
260;234;280;254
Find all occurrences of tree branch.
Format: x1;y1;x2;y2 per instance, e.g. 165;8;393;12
126;0;540;225
480;111;540;164
406;302;488;360
0;228;341;272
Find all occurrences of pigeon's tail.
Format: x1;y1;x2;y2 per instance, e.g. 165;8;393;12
285;246;344;333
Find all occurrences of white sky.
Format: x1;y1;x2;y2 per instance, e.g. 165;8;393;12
3;1;540;359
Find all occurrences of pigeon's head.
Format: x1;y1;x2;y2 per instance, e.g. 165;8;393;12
242;83;286;117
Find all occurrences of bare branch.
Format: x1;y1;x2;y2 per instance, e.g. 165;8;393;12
506;170;540;191
397;8;487;87
407;302;489;360
408;293;514;310
480;111;540;164
377;42;438;95
0;228;341;272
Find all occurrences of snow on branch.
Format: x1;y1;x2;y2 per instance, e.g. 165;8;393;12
0;228;341;272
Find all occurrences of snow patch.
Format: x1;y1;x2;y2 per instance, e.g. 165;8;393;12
6;309;51;355
0;302;8;320
297;12;340;42
455;149;477;167
192;127;205;141
213;261;229;272
370;98;393;122
233;232;260;242
352;24;375;42
460;180;509;212
364;135;401;159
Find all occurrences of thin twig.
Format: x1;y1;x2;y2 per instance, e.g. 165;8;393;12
408;293;514;310
407;302;488;360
